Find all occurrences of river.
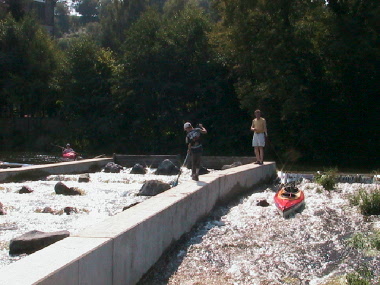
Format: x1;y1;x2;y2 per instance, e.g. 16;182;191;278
138;181;380;285
1;153;379;284
0;165;194;269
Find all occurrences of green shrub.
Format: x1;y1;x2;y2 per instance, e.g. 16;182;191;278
347;233;370;249
349;188;380;215
315;168;337;191
346;265;374;285
347;231;380;251
346;273;371;285
370;232;380;250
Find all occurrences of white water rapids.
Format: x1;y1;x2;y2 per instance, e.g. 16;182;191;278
0;167;194;268
1;169;379;284
139;182;380;285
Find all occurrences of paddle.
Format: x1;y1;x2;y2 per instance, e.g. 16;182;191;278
173;152;190;187
51;143;64;150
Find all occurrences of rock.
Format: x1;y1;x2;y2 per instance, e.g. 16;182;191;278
256;199;270;207
138;180;171;196
63;207;78;215
221;161;242;170
122;202;140;211
103;162;123;173
9;230;70;255
130;164;147;174
0;202;6;215
78;173;90;183
19;186;34;194
54;182;83;196
42;207;55;214
155;159;179;175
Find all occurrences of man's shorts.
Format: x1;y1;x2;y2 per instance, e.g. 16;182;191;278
252;133;265;147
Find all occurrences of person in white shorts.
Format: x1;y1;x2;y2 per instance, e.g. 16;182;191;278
250;110;267;165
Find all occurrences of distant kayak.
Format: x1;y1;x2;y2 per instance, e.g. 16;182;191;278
62;152;77;160
274;185;305;218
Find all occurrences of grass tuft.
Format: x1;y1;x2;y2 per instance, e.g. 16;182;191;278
349;188;380;215
315;168;337;191
346;265;374;285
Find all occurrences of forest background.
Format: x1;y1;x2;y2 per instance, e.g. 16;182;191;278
0;0;379;170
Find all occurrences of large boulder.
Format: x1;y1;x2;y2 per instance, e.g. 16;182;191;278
19;186;34;194
155;159;179;175
54;182;83;196
0;202;6;215
9;230;70;255
138;180;171;196
130;163;147;174
103;162;123;173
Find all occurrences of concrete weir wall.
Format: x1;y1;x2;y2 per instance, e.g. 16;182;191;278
0;162;276;285
0;158;113;183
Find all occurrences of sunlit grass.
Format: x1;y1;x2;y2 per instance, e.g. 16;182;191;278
349;188;380;215
315;168;337;191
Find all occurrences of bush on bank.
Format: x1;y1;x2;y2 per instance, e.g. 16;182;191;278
349;188;380;216
315;168;337;191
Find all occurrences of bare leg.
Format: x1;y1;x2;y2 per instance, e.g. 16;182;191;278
258;146;264;163
254;147;260;163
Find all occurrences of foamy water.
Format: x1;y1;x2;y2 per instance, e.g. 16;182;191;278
0;167;193;268
139;181;380;285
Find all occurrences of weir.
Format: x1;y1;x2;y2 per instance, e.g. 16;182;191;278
0;158;113;183
0;160;276;285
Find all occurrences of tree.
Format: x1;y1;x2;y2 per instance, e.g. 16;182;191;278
61;36;120;149
99;0;149;51
55;1;71;36
112;6;249;154
73;0;99;24
0;15;63;118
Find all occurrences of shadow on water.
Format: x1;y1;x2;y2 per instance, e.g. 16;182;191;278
137;183;276;285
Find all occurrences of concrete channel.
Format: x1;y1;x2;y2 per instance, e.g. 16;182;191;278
0;159;276;285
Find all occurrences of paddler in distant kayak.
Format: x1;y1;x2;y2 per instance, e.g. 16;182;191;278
62;143;74;154
61;143;79;160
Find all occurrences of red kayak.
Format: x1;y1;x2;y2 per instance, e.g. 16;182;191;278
274;185;305;218
62;152;77;160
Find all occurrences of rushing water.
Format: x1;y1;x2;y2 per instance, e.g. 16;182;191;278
139;181;380;285
0;167;194;268
1;154;379;284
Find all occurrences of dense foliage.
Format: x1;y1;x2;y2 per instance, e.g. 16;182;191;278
0;0;378;168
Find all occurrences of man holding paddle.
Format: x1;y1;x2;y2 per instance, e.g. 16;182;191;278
184;122;207;181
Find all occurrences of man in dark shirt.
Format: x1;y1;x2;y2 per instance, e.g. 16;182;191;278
184;122;207;181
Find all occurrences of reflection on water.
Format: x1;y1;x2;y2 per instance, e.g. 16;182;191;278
0;167;193;268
